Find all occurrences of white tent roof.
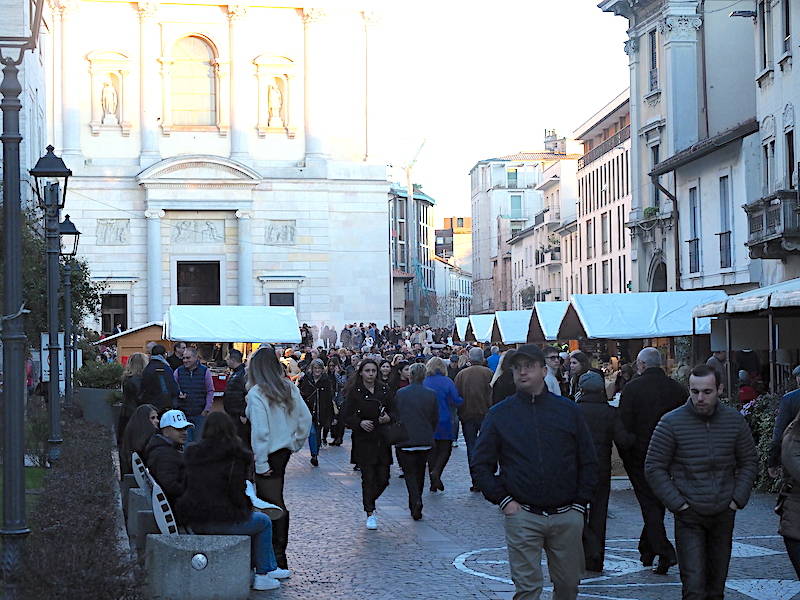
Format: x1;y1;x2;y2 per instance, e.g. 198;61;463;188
93;321;163;345
533;301;570;341
468;314;495;343
559;291;727;340
493;310;533;344
453;317;469;342
164;305;301;343
693;277;800;317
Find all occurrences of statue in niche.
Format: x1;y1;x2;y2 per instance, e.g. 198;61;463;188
101;78;119;125
267;82;284;128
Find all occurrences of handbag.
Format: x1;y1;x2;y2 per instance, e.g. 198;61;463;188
379;420;409;445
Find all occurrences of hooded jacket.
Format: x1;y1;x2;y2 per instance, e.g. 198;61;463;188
176;438;252;525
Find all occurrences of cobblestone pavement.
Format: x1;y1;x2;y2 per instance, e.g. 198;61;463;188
251;434;798;600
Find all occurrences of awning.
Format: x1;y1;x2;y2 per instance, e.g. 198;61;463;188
529;301;570;342
558;291;727;340
164;305;301;343
466;314;495;343
492;310;533;345
453;317;469;342
693;277;800;317
93;321;163;345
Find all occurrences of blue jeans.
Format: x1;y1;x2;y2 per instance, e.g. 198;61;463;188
186;414;205;443
308;422;320;457
460;418;482;485
193;512;277;575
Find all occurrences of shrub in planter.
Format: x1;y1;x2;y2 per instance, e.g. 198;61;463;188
20;417;143;599
76;360;124;390
741;392;781;492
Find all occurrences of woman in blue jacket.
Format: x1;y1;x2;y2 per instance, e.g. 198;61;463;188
423;357;463;492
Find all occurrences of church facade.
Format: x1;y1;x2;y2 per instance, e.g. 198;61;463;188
45;2;390;334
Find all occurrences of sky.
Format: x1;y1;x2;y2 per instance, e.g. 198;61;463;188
368;2;631;222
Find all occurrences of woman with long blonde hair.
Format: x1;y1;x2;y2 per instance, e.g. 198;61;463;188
245;345;311;575
118;352;149;439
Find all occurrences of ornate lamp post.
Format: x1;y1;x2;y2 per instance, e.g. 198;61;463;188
1;0;48;596
59;216;81;409
30;146;73;464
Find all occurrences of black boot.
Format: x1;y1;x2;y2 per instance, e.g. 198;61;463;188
271;511;290;570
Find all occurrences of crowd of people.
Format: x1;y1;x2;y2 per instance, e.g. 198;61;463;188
112;332;800;599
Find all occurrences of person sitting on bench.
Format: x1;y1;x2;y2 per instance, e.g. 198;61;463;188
145;409;191;508
175;412;289;592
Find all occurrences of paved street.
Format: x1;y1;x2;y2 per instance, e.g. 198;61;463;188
251;434;798;600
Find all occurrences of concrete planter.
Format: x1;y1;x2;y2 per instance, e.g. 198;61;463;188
77;387;118;428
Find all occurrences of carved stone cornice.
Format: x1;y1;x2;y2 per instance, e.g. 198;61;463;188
624;36;638;55
658;15;702;42
227;4;247;21
144;209;165;219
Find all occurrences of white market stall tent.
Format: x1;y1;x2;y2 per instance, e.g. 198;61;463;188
164;305;302;344
693;276;800;317
465;314;495;343
557;290;728;340
491;310;533;345
529;301;570;342
452;317;470;342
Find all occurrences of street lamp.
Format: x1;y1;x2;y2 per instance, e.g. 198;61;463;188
59;216;81;409
1;0;48;596
31;146;72;464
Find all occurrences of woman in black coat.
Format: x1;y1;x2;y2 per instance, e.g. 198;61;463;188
490;350;517;406
576;371;634;573
175;412;289;591
342;359;396;530
297;358;334;466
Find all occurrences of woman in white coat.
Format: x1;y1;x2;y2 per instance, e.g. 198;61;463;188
246;345;312;575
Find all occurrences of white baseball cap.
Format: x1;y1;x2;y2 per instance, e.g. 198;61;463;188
159;410;194;430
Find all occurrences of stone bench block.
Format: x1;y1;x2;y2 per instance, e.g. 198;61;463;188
121;474;138;516
127;488;150;540
132;510;159;559
145;534;251;600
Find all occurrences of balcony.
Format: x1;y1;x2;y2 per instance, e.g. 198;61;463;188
744;190;800;259
542;247;561;270
577;125;630;170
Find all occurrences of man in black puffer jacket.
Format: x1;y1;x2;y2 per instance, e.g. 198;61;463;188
646;365;757;600
145;409;192;509
619;347;686;574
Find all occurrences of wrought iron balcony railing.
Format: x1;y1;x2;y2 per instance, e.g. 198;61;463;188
577;125;630;170
744;190;800;259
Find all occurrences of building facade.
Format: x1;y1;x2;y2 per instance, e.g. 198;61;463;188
47;3;390;334
601;0;761;295
470;135;575;313
744;0;800;284
389;184;435;325
567;90;632;298
435;216;472;271
432;255;472;328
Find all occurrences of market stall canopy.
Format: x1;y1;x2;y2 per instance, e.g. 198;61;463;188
528;301;570;342
453;317;469;342
466;314;495;343
558;291;727;340
693;277;800;317
492;310;533;345
164;305;301;343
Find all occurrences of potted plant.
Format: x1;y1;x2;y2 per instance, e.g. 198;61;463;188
75;361;124;428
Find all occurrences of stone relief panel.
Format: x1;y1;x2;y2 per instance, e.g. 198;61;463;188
96;219;130;245
265;220;296;245
171;219;225;243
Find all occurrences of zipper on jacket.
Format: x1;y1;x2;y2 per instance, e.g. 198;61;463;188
531;403;544;477
706;420;718;503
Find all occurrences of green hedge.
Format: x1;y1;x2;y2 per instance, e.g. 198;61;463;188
75;360;123;390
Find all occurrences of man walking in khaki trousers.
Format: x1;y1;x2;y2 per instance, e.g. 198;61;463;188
472;345;598;600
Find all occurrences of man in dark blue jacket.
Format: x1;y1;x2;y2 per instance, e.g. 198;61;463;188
472;344;598;600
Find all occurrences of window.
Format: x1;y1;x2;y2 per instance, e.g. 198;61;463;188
719;176;732;268
457;217;464;228
587;264;595;294
601;211;610;254
602;260;610;293
510;194;522;218
586;220;595;260
651;144;660;209
763;140;776;193
784;0;792;54
507;168;518;188
787;130;795;189
269;292;295;307
688;186;701;273
177;261;220;305
649;29;658;91
171;36;217;126
101;294;127;335
759;1;773;69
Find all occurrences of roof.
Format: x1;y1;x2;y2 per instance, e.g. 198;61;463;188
94;321;164;345
452;317;470;342
468;152;581;173
491;310;533;344
530;301;570;341
650;119;759;177
692;277;800;317
572;89;630;140
558;291;728;340
392;268;415;280
466;314;496;343
164;305;301;343
389;185;437;205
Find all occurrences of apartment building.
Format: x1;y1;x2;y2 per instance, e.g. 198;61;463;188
435;216;473;272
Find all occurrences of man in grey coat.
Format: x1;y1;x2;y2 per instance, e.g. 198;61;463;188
645;364;757;600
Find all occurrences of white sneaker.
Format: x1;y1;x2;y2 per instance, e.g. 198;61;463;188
252;574;281;591
268;567;292;580
365;514;378;530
